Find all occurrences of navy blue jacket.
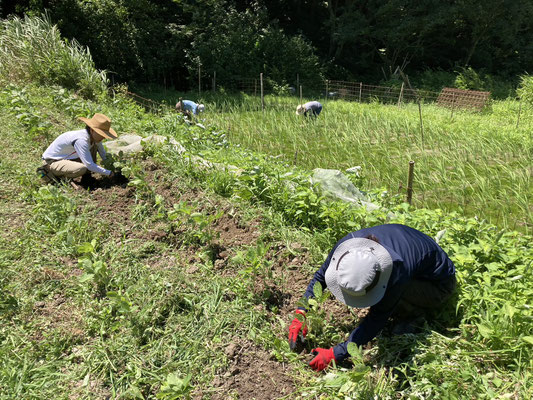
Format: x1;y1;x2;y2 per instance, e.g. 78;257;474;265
303;224;455;361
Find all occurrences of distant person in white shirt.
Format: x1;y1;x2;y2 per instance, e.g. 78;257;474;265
175;99;205;118
296;101;322;117
40;113;118;182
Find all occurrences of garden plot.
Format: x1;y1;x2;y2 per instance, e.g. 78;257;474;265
1;83;531;399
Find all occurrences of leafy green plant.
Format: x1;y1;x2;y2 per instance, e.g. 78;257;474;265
455;67;490;91
5;86;52;137
156;373;192;399
30;185;77;233
517;74;533;105
77;240;110;297
297;282;334;345
168;202;222;246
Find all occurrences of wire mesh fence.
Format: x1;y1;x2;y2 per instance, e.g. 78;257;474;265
124;73;492;114
436;87;491;110
123;91;172;114
326;80;440;104
215;77;442;108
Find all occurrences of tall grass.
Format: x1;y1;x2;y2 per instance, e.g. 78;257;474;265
195;95;532;233
0;14;107;99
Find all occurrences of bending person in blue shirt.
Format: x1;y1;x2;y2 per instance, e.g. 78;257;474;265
296;101;322;117
288;224;456;371
176;99;205;118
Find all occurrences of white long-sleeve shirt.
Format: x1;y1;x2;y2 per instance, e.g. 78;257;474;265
42;129;111;175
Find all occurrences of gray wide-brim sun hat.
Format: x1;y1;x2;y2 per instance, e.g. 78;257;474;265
325;237;393;308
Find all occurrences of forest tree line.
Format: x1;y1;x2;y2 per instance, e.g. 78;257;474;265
2;0;532;93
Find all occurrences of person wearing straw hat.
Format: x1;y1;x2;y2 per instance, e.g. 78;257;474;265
288;224;456;371
175;99;205;118
296;101;322;117
39;113;118;183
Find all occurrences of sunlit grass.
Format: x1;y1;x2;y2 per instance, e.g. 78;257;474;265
198;95;532;233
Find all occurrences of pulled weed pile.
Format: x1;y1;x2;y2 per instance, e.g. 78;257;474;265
0;84;532;399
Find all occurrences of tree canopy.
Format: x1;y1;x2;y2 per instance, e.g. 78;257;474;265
2;0;532;90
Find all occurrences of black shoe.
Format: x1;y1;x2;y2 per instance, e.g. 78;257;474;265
36;166;59;184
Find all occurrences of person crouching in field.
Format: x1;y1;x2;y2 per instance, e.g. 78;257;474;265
288;223;457;372
296;101;322;117
38;113;117;185
175;99;205;119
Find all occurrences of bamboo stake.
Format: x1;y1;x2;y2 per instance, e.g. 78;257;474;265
260;73;264;111
407;160;415;205
451;92;456;119
397;82;404;107
399;71;424;148
198;59;201;95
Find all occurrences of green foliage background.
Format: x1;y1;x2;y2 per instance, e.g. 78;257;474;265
3;0;533;91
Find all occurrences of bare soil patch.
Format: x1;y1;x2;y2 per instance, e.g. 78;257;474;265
206;339;297;400
31;293;85;342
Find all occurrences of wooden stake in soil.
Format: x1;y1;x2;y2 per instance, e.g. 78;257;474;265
299;85;303;106
260;73;264;111
213;71;216;93
325;80;329;102
451;92;456;119
296;74;299;95
359;82;363;102
397;82;404;107
399;71;424;148
198;59;201;95
406;160;415;205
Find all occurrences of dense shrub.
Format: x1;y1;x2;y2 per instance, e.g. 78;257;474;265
517;74;533;104
455;67;515;99
0;14;107;98
183;3;322;88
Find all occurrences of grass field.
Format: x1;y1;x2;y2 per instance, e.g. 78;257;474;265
1;83;532;399
139;88;532;233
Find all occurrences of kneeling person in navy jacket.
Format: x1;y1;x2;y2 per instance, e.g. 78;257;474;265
288;224;456;371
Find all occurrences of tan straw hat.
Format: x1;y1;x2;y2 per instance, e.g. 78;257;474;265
79;113;117;139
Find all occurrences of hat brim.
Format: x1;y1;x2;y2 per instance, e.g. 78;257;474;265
325;238;393;308
79;117;118;140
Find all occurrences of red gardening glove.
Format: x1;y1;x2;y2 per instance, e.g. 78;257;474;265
309;347;335;371
288;309;308;350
